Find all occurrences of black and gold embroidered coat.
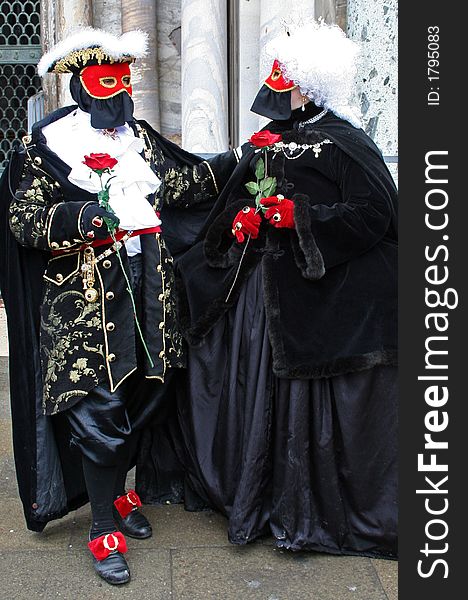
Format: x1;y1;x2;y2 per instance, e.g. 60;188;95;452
6;106;235;416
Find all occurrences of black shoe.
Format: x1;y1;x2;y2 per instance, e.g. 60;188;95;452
114;506;152;539
88;531;130;585
92;552;131;585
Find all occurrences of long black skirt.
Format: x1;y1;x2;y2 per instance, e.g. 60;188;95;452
178;265;398;558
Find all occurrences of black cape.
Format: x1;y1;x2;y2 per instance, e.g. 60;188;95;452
176;108;397;377
0;106;208;531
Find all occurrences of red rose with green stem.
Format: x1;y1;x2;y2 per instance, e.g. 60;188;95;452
83;153;120;234
83;153;154;368
245;131;282;212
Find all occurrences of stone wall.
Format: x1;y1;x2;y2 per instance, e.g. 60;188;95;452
347;0;398;157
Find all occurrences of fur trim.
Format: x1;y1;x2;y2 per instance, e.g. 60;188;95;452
265;19;362;128
176;252;262;347
38;28;148;76
262;252;397;378
272;349;398;379
291;194;325;280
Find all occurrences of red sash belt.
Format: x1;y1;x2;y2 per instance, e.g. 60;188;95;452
51;225;162;257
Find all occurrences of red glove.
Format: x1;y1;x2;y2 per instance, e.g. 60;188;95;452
260;195;295;229
231;206;262;243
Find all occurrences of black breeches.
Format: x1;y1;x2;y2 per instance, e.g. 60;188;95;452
63;368;176;468
64;383;132;467
62;253;175;468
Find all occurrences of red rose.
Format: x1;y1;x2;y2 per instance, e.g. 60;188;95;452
83;153;118;171
249;130;282;148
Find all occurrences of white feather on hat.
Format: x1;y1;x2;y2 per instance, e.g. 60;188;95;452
38;28;148;77
266;19;362;128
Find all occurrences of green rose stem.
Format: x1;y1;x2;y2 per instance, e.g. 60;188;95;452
225;146;277;303
91;167;155;369
109;230;155;368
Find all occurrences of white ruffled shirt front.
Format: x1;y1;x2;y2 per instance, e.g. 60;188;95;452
42;108;161;255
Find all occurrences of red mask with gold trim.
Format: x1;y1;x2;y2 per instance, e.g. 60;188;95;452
264;59;296;93
79;63;132;100
251;59;296;120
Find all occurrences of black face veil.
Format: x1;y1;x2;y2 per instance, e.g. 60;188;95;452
69;74;135;129
250;84;293;121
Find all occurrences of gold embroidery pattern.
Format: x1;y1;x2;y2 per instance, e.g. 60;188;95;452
52;47;134;74
163;167;191;204
40;282;106;415
136;124;216;209
9;166;61;249
127;126;185;371
158;237;184;367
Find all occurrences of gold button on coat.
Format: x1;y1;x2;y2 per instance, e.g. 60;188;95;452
159;350;165;358
56;274;63;282
105;291;114;300
103;260;112;269
50;242;59;249
159;322;164;329
62;241;71;247
33;156;42;165
158;293;164;301
107;353;116;362
106;322;115;331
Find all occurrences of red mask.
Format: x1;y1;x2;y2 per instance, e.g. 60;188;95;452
264;60;296;93
79;63;133;100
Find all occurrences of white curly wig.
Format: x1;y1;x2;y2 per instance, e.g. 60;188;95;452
266;19;362;127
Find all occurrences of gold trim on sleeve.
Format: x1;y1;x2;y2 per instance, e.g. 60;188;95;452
204;161;219;195
46;203;62;249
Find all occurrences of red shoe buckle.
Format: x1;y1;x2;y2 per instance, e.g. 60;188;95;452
114;489;142;518
88;531;128;561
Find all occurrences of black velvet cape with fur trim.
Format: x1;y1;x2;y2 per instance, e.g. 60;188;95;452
176;105;398;378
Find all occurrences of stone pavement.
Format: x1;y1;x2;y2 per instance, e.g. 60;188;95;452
0;307;397;600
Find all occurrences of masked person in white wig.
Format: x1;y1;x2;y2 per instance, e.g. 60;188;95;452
0;28;235;584
164;20;398;558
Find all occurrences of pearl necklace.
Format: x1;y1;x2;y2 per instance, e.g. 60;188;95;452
298;108;328;129
272;138;332;160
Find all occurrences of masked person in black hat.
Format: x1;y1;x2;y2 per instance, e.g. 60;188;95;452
0;28;234;585
164;20;398;558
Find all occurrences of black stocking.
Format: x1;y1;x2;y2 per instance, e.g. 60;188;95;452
113;433;141;499
82;455;119;539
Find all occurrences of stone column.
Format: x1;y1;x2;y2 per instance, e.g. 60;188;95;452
347;0;398;157
181;0;229;153
122;0;160;130
40;0;59;113
314;0;347;27
237;0;261;143
40;0;93;111
157;0;182;142
93;0;122;35
56;0;93;107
